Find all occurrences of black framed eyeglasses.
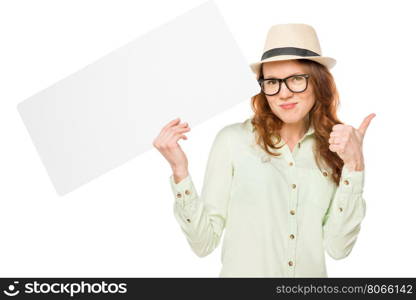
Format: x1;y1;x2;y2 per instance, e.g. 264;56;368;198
258;74;310;96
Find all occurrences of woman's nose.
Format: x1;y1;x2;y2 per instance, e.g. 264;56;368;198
279;81;293;99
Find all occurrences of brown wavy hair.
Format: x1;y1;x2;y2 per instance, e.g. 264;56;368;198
250;59;344;186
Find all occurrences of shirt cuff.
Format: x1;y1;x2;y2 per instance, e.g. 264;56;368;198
169;174;198;209
338;165;365;195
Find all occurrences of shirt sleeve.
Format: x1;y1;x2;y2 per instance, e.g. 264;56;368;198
322;165;366;260
169;127;234;258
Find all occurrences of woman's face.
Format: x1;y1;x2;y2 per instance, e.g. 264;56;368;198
262;60;315;125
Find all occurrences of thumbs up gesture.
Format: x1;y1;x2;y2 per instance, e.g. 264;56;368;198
328;113;376;171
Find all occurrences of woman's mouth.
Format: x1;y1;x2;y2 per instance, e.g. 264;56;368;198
279;103;297;110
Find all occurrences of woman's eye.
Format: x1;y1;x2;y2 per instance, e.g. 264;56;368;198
294;76;303;81
267;80;277;85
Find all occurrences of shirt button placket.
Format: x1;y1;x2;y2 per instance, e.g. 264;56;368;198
287;158;298;277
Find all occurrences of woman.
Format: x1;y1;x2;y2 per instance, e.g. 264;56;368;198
153;24;375;277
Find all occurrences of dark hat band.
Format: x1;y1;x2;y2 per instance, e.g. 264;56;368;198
261;47;320;60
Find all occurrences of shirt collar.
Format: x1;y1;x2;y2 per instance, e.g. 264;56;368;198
244;118;315;139
304;123;315;137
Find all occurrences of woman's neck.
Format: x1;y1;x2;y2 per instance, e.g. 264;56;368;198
280;118;310;144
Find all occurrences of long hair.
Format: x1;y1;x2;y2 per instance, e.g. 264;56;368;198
250;59;344;186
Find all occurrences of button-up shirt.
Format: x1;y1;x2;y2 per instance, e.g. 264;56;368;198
169;118;366;277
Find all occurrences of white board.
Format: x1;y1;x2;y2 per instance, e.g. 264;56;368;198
17;0;259;196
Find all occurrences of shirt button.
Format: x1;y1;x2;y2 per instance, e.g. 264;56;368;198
185;189;191;195
261;156;271;163
292;183;296;189
176;192;182;198
298;143;301;148
339;207;343;212
323;171;328;177
289;234;295;239
288;261;294;266
290;210;296;215
343;180;350;185
289;162;294;166
186;218;191;223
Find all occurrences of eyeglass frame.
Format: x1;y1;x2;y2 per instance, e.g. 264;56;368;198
257;73;310;96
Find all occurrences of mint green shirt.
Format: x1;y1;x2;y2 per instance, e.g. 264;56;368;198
169;118;366;277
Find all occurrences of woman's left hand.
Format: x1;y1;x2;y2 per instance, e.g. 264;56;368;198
328;113;376;171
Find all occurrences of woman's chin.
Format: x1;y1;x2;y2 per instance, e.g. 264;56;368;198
276;115;303;124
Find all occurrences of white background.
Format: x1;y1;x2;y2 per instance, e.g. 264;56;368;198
0;0;415;277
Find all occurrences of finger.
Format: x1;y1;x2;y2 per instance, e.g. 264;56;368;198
329;143;342;152
173;126;191;134
329;144;337;152
174;122;189;128
331;124;345;131
162;118;181;132
166;132;189;146
358;113;376;136
164;127;191;142
328;136;340;144
330;131;341;138
175;135;188;143
160;121;189;139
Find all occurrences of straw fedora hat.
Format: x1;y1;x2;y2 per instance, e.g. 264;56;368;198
250;23;336;79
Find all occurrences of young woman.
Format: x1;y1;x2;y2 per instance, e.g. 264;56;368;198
153;24;375;277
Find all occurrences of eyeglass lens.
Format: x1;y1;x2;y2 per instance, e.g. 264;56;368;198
262;75;307;95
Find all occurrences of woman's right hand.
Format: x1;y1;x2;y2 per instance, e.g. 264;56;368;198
153;118;191;178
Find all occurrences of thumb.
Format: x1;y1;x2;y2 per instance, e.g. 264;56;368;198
358;113;376;136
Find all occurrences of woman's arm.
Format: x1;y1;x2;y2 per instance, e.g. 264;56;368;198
322;166;366;260
169;126;234;257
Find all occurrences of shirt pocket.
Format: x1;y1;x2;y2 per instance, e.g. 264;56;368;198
298;167;334;211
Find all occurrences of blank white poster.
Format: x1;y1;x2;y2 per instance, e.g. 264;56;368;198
17;0;259;196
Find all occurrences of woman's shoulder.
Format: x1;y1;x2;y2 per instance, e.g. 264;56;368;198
214;118;254;144
218;117;253;135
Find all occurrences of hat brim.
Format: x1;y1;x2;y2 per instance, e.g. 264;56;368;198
250;55;337;78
